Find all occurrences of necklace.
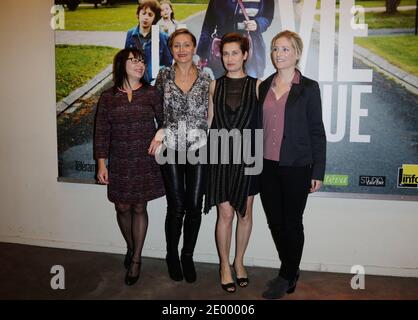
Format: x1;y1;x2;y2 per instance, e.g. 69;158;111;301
175;65;196;83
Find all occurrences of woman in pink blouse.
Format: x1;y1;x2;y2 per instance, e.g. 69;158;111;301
258;30;326;299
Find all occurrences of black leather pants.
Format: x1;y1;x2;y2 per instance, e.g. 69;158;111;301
161;150;206;259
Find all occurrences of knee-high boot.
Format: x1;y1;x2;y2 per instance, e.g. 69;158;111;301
165;212;184;281
181;213;202;283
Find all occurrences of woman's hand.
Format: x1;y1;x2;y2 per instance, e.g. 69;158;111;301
310;180;322;193
97;160;109;185
148;137;162;156
244;20;258;31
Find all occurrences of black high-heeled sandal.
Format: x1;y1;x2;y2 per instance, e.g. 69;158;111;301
236;276;249;287
124;248;133;270
233;262;249;287
221;282;236;293
125;260;141;286
219;269;236;293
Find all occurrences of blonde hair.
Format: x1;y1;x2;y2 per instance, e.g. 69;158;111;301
160;0;175;20
270;30;303;66
168;28;197;50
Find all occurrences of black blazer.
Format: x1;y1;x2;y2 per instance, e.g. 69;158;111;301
259;71;326;181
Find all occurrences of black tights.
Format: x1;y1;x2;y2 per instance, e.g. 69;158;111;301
115;202;148;275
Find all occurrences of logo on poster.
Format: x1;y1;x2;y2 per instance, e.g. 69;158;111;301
75;161;96;172
324;174;349;186
397;164;418;188
359;175;386;187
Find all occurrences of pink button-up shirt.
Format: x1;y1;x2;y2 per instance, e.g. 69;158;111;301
263;71;301;161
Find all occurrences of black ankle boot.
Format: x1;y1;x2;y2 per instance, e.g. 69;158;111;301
166;254;183;281
181;254;196;283
262;276;290;299
263;271;300;299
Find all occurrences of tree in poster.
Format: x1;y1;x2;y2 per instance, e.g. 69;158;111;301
385;0;401;14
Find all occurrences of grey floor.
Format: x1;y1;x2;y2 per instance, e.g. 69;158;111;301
1;242;417;300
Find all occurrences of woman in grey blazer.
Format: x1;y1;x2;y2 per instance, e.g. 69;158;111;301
258;30;326;299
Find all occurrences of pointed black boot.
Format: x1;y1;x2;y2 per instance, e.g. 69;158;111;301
181;213;201;283
165;213;184;281
181;253;196;283
166;254;183;281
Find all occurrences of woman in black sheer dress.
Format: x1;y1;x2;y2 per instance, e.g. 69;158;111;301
205;33;261;293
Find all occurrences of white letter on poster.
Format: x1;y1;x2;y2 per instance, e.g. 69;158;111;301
278;0;296;31
319;0;336;81
350;85;372;143
278;0;316;73
337;0;372;82
151;25;160;79
322;85;347;142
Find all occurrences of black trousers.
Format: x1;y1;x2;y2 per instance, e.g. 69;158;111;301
161;149;206;257
260;158;311;281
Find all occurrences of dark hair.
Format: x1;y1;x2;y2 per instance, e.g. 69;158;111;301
136;0;161;24
220;32;249;56
112;48;148;93
168;28;197;51
160;0;175;20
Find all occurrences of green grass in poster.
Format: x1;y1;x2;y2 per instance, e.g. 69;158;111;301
316;0;417;9
55;45;119;101
63;3;208;31
356;35;418;76
315;9;415;29
362;10;416;29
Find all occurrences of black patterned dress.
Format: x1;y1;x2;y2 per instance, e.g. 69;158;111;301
94;85;165;204
204;76;261;215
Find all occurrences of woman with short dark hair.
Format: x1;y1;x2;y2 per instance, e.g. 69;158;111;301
205;32;262;293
